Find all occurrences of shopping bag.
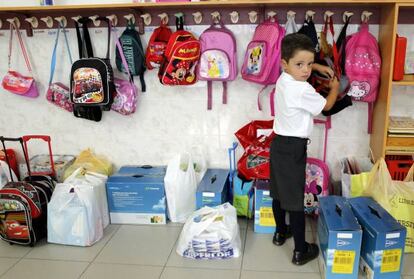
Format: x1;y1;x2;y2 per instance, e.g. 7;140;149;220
47;182;103;246
340;157;373;197
364;159;414;253
176;203;241;259
164;153;198;223
63;149;112;180
0;160;18;188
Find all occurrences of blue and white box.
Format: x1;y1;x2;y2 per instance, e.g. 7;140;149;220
116;165;166;177
106;168;167;225
196;169;229;209
349;197;406;279
318;196;362;279
254;180;275;234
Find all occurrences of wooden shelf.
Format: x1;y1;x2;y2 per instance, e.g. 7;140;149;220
386;135;414;154
392;74;414;85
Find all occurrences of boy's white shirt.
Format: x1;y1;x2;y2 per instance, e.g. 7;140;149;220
273;72;326;138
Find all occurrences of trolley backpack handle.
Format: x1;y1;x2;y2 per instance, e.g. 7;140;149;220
21;135;55;178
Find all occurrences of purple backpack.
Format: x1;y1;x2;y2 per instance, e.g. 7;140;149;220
198;22;237;110
241;20;285;112
345;22;381;133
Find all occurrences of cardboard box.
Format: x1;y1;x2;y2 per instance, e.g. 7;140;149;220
254;180;275;234
116;165;166;177
196;169;229;209
318;196;362;279
106;168;167;225
349;197;406;279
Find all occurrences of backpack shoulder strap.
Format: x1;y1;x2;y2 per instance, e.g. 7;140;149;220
8;22;33;75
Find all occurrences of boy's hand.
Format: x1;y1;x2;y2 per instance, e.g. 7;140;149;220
329;76;340;92
313;63;334;78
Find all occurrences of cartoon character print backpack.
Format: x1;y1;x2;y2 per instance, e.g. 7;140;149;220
158;16;200;86
345;21;381;133
198;21;237;109
304;119;330;215
146;22;172;70
241;17;285;112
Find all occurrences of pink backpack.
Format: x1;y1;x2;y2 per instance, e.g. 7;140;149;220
241;19;285;111
345;22;381;133
198;22;237;110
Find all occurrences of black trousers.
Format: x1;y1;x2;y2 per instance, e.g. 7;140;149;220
272;199;306;253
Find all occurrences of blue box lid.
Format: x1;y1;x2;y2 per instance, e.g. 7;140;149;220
349;197;406;233
115;165;166;176
197;169;229;193
319;196;361;231
107;173;164;184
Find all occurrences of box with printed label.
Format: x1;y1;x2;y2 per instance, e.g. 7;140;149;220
349;197;406;279
318;196;362;279
254;180;275;234
116;165;166;177
106;169;167;225
196;169;229;209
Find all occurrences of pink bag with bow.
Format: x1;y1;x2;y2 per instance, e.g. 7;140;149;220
2;21;38;98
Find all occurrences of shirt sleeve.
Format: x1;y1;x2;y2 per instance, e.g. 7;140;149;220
299;84;327;116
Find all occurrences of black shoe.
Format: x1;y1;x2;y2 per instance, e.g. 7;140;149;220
272;226;292;246
292;243;319;265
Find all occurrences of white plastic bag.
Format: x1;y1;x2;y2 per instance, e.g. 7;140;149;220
47;183;103;246
0;161;18;188
164;153;198;223
64;167;110;228
176;203;241;259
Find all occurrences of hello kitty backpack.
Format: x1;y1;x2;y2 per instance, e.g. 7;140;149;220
198;21;237;110
304;118;331;215
345;22;381;133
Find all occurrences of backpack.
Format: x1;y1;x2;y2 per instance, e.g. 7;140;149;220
146;23;172;70
158;17;200;86
70;17;116;122
298;17;319;52
345;22;381;133
198;21;237;109
304;119;330;215
241;19;285;112
116;21;146;92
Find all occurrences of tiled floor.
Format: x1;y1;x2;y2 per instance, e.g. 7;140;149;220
0;218;412;279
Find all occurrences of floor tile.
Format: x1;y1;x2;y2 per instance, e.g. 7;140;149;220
242;230;319;272
160;267;240;279
241;270;321;279
80;263;163;279
24;225;119;262
95;225;181;265
404;276;414;279
403;253;414;275
1;259;88;279
166;228;246;270
0;240;32;258
0;258;19;277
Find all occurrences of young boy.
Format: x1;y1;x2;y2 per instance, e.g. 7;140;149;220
270;33;339;265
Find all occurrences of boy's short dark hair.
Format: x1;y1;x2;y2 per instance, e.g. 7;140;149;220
281;33;315;62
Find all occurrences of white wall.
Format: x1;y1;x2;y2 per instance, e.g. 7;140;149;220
0;20;412;181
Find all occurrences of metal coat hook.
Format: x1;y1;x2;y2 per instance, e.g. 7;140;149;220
41;16;54;28
0;19;2;29
287;10;296;19
124;14;135;25
343;11;353;23
324;10;334;22
89;15;101;27
25;16;39;28
140;13;151;26
54;16;67;28
306;10;315;21
71;15;82;23
211;11;220;23
361;11;373;23
192;12;202;24
158;12;169;25
229;11;239;24
7;17;20;28
106;14;118;27
248;11;258;23
267;11;277;21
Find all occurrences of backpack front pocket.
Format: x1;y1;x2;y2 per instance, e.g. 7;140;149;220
199;49;230;80
243;41;267;76
72;68;104;104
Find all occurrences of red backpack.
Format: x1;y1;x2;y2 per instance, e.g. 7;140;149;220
145;23;172;70
158;17;200;85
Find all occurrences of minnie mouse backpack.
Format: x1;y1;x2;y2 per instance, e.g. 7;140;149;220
345;22;381;133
